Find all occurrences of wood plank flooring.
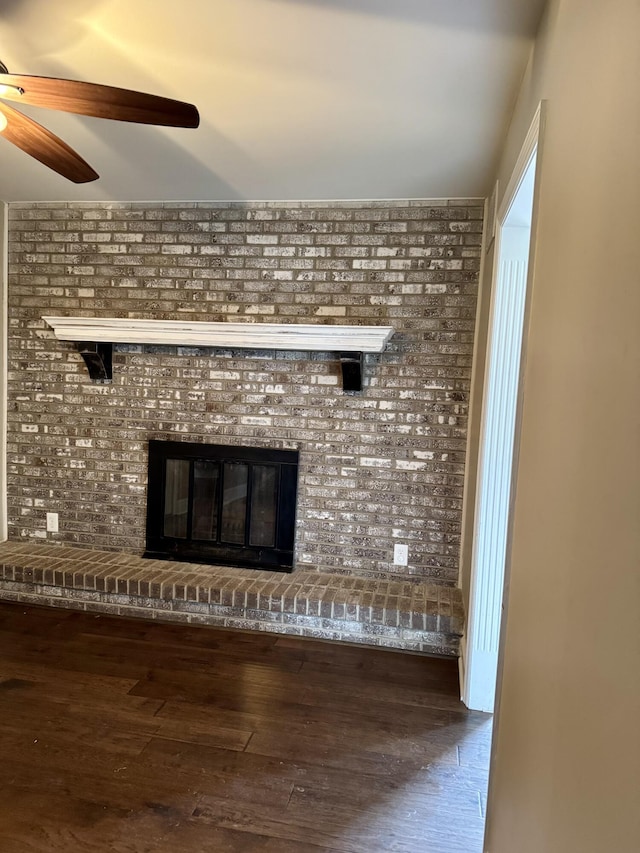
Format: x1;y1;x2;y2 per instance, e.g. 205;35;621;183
0;602;491;853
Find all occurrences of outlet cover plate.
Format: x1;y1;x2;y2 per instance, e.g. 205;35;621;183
393;544;408;566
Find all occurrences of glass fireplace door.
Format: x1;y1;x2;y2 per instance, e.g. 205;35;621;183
145;441;298;571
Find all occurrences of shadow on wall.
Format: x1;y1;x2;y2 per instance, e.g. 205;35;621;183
267;0;547;36
0;11;253;201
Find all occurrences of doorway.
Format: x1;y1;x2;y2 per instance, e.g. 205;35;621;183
462;107;542;712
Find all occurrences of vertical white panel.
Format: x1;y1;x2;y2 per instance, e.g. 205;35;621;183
478;253;527;650
464;226;530;711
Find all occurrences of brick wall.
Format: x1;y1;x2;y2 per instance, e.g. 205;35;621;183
6;200;482;584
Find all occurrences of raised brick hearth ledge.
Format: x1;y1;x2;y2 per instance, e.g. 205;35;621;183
0;542;463;656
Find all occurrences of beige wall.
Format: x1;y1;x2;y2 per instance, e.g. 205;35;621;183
473;0;640;850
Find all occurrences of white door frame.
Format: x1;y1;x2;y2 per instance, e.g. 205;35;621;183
461;103;544;712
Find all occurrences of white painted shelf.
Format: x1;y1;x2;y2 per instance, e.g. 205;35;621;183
43;317;394;353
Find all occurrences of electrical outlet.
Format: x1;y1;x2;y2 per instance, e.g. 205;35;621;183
393;543;408;566
46;512;59;533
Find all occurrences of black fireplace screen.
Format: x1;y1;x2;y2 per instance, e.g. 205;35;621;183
145;440;298;571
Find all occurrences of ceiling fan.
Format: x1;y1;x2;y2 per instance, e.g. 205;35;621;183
0;61;200;183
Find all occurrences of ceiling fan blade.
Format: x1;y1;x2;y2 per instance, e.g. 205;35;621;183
0;101;99;183
0;73;200;128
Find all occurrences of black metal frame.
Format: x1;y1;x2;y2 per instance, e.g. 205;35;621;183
144;440;299;571
339;351;364;391
76;341;112;382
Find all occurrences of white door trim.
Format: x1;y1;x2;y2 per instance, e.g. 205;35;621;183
499;102;542;224
460;103;545;712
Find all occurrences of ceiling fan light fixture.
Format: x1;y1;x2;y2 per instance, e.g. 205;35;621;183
0;61;24;98
0;83;24;97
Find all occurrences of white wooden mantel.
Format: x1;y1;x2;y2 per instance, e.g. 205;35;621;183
42;316;395;390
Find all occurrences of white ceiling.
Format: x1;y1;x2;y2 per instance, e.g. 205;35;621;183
0;0;546;202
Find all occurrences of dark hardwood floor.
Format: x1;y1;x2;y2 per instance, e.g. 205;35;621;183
0;602;491;852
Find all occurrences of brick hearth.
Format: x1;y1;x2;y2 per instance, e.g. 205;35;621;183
0;542;463;656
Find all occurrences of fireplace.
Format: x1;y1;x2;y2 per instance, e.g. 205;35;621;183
145;440;299;571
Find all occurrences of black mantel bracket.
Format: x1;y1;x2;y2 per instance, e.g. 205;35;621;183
76;342;113;383
339;351;364;392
